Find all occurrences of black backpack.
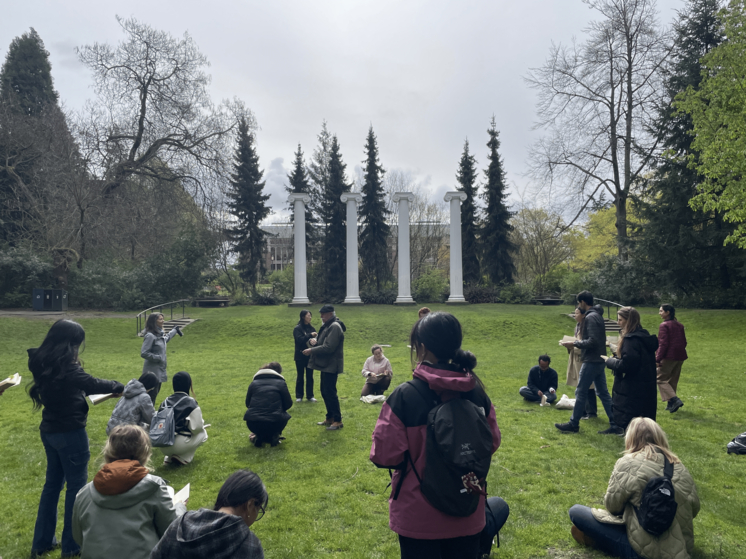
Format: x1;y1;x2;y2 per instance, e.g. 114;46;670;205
398;378;494;517
727;432;746;455
635;448;678;536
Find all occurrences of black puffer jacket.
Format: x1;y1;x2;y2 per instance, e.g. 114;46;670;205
293;322;316;365
243;370;293;424
604;328;659;430
574;305;607;363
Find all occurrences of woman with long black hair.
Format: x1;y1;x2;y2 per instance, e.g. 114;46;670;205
292;309;317;403
141;312;182;405
27;319;124;558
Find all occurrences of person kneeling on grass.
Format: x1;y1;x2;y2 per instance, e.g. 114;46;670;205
361;344;393;397
151;469;267;559
244;362;293;447
569;417;699;559
158;371;208;465
106;372;158;435
72;425;186;559
519;355;557;404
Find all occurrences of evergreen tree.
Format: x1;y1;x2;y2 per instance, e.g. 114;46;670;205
358;126;391;291
321;135;350;300
0;28;58;115
226;118;270;293
307;121;332;245
456;139;481;285
481;117;516;285
285;144;318;260
636;0;744;295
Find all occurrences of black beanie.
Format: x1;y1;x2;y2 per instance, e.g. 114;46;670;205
138;371;159;391
173;371;192;393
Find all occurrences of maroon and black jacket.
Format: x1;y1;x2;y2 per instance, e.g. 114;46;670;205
656;319;688;363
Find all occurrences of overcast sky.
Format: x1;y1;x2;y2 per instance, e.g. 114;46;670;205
3;0;685;221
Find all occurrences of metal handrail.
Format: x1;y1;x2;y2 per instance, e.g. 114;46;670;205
135;299;189;336
594;298;624;321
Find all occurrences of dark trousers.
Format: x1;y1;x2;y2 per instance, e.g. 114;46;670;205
295;361;315;399
519;386;557;404
32;428;90;556
149;381;161;406
570;362;615;428
398;533;480;559
569;505;640;559
361;376;392;397
246;418;290;446
320;372;341;422
585;389;598;415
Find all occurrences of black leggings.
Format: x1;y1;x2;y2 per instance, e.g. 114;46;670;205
295;362;314;399
398;533;480;559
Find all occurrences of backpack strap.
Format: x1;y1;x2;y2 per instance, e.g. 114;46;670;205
392;450;422;501
408;377;440;407
653;446;674;479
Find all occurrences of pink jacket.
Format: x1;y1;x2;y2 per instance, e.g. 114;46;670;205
369;362;501;539
656;319;688;362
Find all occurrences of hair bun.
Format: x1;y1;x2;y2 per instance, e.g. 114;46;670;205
452;348;477;371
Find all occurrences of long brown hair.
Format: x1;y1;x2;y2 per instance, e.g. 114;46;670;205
617;306;641;355
624;417;681;464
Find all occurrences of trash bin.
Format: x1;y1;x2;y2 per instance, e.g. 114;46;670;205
52;290;68;311
32;289;45;311
43;289;53;310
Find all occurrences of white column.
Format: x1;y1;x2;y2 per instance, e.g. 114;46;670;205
393;192;415;304
288;193;311;305
444;191;468;304
341;193;363;304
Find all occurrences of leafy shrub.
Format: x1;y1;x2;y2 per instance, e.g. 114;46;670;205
464;284;499;304
251;289;282;305
499;283;534;304
268;265;294;301
360;288;397;305
413;268;448;303
0;245;54;308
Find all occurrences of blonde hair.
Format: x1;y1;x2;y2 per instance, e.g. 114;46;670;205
624;417;680;464
617;306;641;355
103;425;153;470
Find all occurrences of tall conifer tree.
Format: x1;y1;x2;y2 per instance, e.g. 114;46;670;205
321;135;350;300
307;121;332;243
358;126;391;291
226;118;270;293
0;28;58;114
456;139;481;285
286;144;318;261
481;117;516;285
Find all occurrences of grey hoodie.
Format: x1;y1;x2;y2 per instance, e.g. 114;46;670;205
106;379;155;435
150;508;264;559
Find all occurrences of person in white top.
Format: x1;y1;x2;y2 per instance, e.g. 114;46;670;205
361;345;393;397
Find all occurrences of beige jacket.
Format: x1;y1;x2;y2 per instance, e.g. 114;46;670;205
604;451;700;559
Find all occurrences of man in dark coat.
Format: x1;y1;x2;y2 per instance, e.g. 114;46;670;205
556;291;619;434
244;363;293;447
303;304;346;431
603;328;659;430
519;355;558;403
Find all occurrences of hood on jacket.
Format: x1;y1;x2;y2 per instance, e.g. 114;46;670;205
413;362;476;395
122;378;147;399
321;317;346;333
252;369;285;381
93;459;149;496
588;304;605;317
173;509;253;557
625;328;659;352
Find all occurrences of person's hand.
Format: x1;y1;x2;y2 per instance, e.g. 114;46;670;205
600;355;608;361
537;390;544;398
311;332;317;338
549;388;556;394
309;338;317;346
302;348;312;356
559;340;575;348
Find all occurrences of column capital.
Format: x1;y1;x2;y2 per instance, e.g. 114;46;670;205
287;193;311;204
444;191;467;203
340;192;363;204
392;192;415;203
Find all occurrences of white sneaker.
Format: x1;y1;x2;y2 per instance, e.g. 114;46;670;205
309;398;318;403
296;398;302;403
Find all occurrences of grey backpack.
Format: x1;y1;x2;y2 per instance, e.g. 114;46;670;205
149;395;188;447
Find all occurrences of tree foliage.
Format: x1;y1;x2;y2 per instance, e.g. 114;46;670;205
358;126;391;290
320;135;350;300
0;28;58;115
455;139;481;285
285;144;318;259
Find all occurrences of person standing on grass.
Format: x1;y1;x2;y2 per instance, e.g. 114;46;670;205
370;312;502;559
601;307;658;431
361;344;393;397
303;304;346;431
568;417;699;559
292;310;317;403
141;313;182;405
519;355;557;404
244;362;293;447
656;304;687;413
566;306;599;420
27;319;124;559
557;291;619;435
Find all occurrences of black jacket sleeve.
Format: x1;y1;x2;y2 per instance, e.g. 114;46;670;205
66;365;124;395
281;382;293;412
294;325;312;349
245;383;254;409
526;366;540;393
548;367;558;390
574;313;605;350
605;339;641;378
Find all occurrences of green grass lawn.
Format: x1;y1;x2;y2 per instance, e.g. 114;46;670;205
0;304;744;559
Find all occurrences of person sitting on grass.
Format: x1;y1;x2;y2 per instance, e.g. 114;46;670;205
157;371;208;465
244;362;293;447
361;345;393;397
106;372;158;435
72;424;186;559
150;469;267;559
519;355;557;404
569;417;699;559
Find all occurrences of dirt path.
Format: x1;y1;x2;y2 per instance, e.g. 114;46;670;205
0;309;133;320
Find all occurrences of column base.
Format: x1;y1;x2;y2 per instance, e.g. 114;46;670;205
343;297;363;304
395;296;416;305
446;296;468;304
288;297;311;307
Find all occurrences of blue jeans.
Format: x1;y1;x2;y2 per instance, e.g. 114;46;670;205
569;505;640;559
32;428;90;556
570;362;615;428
